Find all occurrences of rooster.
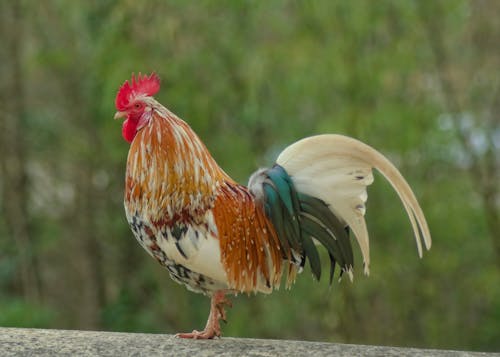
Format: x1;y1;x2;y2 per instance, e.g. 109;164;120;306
114;73;431;339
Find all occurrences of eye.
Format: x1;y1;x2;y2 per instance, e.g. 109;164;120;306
134;103;142;109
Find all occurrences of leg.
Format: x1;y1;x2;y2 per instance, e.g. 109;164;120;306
176;291;232;339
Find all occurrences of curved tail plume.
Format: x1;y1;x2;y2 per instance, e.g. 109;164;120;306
275;134;432;274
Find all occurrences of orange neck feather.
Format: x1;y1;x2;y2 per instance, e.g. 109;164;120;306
125;110;230;224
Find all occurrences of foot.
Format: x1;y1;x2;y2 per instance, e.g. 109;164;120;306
175;328;220;339
175;291;231;339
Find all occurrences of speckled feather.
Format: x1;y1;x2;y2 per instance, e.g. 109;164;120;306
124;105;290;294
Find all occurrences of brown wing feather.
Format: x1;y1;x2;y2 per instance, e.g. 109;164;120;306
212;181;286;293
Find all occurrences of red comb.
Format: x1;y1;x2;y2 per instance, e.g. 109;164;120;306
115;72;161;111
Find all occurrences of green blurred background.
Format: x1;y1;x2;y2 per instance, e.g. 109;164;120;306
0;0;499;352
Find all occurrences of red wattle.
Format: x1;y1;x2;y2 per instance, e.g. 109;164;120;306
122;119;138;143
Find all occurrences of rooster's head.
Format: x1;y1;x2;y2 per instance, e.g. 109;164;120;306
114;73;161;143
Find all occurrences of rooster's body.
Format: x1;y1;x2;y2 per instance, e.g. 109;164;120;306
114;73;431;339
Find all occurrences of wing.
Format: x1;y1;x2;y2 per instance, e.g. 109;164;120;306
212;180;292;293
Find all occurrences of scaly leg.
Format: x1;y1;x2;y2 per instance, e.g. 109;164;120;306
176;291;232;339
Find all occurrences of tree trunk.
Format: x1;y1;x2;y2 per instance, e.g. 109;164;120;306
0;0;41;303
418;1;500;268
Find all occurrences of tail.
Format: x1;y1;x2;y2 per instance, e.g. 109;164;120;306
272;134;431;275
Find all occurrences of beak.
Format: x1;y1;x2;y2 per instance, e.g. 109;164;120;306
114;111;126;120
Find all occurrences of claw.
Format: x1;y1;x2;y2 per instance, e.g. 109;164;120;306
175;291;232;339
175;329;220;340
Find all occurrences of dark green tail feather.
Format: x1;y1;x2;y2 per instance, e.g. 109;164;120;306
298;194;354;271
258;164;355;283
264;183;301;254
266;168;302;246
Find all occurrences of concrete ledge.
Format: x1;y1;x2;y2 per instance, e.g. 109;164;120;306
0;327;493;356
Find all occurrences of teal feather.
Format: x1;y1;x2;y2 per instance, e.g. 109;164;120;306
267;167;302;243
266;169;294;216
257;164;355;283
263;184;292;254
